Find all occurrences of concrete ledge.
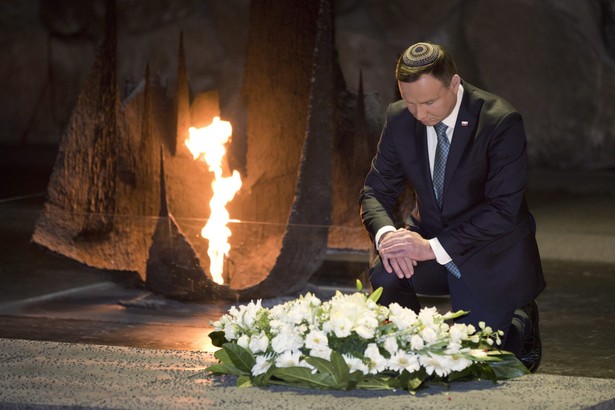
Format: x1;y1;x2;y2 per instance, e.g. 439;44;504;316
1;338;613;410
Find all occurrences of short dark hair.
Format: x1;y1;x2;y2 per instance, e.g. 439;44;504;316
395;42;457;86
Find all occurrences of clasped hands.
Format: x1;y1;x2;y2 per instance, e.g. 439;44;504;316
378;229;435;279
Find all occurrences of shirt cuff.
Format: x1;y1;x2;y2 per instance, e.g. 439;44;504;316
374;226;396;250
429;237;453;265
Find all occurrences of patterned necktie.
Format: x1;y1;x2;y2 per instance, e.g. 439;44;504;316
432;122;461;278
433;122;450;208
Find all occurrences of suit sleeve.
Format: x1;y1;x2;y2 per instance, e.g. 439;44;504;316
359;105;407;242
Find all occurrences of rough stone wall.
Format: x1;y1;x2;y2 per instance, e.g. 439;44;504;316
2;0;615;169
230;0;335;296
232;0;321;226
335;0;615;169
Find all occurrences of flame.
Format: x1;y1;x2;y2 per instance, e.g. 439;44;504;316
185;116;242;285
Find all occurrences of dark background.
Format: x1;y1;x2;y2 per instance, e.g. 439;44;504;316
1;0;615;169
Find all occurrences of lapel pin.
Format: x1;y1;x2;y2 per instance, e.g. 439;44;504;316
461;121;469;127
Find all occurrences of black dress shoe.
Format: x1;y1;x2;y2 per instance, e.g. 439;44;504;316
515;300;542;373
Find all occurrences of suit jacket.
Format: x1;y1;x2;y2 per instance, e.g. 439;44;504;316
360;82;545;312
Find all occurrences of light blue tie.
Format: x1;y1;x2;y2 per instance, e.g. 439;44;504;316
432;122;461;279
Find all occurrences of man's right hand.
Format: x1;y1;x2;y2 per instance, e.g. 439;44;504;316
379;228;438;279
378;230;417;279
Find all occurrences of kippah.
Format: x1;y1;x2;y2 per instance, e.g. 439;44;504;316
402;42;440;67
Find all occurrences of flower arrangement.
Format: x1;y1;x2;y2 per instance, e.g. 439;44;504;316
205;282;528;393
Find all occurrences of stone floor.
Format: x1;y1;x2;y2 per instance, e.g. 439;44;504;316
2;337;615;410
0;145;614;408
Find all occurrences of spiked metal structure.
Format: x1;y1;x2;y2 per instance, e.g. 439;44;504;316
32;0;378;301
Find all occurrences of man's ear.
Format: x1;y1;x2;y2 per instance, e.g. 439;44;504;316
450;74;461;92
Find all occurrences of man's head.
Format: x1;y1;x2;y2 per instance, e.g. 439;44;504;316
395;42;461;126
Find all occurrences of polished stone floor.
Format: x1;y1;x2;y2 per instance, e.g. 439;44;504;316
0;146;614;382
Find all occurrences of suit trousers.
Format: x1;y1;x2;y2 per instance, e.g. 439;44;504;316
368;256;523;354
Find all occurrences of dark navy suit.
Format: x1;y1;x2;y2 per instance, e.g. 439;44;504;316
360;82;545;331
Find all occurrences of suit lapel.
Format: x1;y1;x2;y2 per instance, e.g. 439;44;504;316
412;121;441;209
442;87;479;206
414;121;431;183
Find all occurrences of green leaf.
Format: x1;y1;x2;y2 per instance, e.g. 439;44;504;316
237;375;253;388
443;310;470;320
356;375;399;390
368;287;383;303
205;363;241;376
330;351;350;382
214;347;232;362
446;366;475;382
223;343;256;373
305;351;350;388
208;349;247;376
345;370;362;390
400;368;429;391
473;362;498;383
251;366;276;386
304;357;338;380
271;366;335;389
329;334;369;358
487;354;530;379
208;330;228;347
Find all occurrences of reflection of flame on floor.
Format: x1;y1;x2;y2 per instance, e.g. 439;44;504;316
185;116;242;285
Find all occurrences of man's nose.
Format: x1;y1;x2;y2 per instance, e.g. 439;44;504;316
415;106;427;121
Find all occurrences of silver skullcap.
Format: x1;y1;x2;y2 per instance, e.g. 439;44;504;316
402;42;440;67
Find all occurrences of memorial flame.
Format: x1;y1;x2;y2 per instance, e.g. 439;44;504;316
185;116;242;285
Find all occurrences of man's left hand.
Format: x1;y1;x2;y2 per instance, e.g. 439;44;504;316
379;229;436;262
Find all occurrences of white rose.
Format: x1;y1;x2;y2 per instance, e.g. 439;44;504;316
271;333;303;353
354;325;375;339
237;334;250;349
410;334;425;351
310;347;332;360
418;307;438;327
223;323;237;341
420;326;438;345
449;323;469;343
383;336;399;355
249;332;269;353
449;355;472;372
388;303;418;330
305;330;328;350
328;315;353;338
364;343;387;374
